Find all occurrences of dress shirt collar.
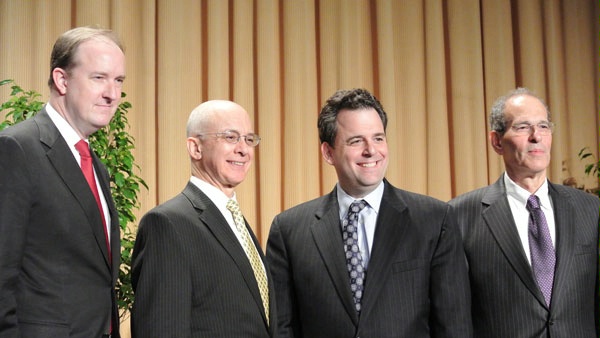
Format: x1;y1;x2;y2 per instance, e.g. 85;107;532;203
503;172;551;209
46;102;87;148
189;176;237;210
336;181;384;218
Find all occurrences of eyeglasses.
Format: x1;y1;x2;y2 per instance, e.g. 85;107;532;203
509;121;555;136
196;130;261;147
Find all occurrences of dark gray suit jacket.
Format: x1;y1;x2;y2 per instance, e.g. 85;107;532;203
0;109;121;337
266;179;473;338
449;176;599;338
131;182;276;338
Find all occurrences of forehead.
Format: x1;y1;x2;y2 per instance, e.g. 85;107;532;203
336;108;383;130
505;95;547;121
209;106;252;130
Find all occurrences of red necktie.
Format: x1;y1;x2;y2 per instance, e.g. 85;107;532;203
75;140;111;261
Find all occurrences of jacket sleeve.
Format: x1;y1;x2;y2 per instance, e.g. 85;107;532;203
429;205;474;338
0;135;34;337
265;214;299;338
131;211;192;338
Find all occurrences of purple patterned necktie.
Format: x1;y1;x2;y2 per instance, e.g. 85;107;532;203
526;195;555;306
343;200;367;313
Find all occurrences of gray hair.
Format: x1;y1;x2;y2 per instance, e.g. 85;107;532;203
489;87;550;133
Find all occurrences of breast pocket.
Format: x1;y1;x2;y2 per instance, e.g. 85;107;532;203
391;259;430;308
574;244;597;256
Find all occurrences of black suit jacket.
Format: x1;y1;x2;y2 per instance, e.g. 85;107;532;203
131;182;276;338
266;179;473;338
0;109;121;337
449;176;600;338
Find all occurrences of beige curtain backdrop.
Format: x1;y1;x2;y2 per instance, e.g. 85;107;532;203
1;0;598;335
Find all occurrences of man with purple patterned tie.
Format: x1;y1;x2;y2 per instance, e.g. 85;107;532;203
450;87;600;338
266;88;473;338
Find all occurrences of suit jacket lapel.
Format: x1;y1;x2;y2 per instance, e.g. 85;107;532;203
310;188;359;324
183;183;269;325
36;110;112;269
92;153;121;275
547;182;575;308
482;178;546;307
359;181;408;320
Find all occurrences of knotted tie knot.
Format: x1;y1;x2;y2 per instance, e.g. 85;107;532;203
75;139;91;158
526;194;541;210
226;199;244;228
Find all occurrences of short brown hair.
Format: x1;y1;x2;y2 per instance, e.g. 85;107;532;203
48;26;123;88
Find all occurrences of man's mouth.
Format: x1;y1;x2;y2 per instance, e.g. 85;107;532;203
359;161;377;168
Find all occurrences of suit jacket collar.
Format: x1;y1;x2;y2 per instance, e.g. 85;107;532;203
309;187;357;321
34;109;117;271
310;179;408;324
359;180;409;321
182;182;273;329
546;182;576;309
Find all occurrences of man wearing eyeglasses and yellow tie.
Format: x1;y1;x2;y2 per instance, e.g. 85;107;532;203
450;88;599;338
131;100;275;338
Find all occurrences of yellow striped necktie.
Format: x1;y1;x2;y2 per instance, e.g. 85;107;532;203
226;199;269;325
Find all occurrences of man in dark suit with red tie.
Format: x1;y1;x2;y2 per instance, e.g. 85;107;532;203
0;27;125;337
450;88;599;337
266;88;473;338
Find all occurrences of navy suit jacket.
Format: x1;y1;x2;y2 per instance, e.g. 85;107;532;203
266;179;473;338
449;176;599;338
0;109;120;337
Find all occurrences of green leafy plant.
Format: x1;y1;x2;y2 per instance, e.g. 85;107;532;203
0;79;146;320
578;146;600;197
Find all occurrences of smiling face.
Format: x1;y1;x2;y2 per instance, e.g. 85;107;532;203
52;37;125;138
188;101;254;197
321;108;388;198
490;94;552;186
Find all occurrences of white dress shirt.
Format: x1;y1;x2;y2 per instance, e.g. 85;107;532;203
504;173;556;264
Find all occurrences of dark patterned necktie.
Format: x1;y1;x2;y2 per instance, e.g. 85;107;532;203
526;195;555;306
343;199;367;313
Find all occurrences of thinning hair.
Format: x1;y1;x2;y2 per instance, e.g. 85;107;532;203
48;26;123;88
489;87;551;134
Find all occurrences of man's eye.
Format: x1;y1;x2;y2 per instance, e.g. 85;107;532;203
348;139;364;146
515;124;530;131
225;135;238;142
538;123;550;129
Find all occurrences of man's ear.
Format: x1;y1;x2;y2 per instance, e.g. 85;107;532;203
490;131;503;154
52;68;68;95
187;137;202;160
321;142;334;165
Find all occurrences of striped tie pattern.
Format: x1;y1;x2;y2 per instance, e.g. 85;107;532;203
226;199;269;324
